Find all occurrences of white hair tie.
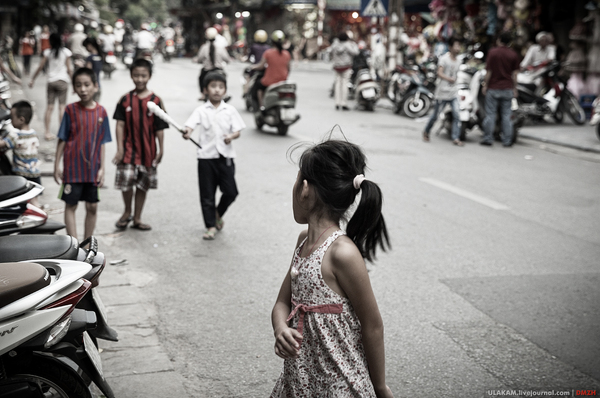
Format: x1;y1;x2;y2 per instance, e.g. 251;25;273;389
353;174;366;190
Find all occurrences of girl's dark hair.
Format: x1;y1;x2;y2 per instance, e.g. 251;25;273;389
295;139;390;262
209;39;215;66
274;41;283;53
49;33;62;58
338;32;349;42
83;37;103;57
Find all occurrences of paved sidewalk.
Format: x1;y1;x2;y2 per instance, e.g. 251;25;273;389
518;123;600;154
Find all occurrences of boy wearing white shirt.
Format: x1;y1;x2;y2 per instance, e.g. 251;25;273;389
183;72;246;240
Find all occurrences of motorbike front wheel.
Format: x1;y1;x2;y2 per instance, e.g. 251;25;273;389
254;113;264;130
596;123;600;141
277;123;289;135
403;94;431;118
4;357;90;398
562;90;586;125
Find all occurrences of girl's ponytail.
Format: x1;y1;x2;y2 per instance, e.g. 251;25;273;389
346;180;389;262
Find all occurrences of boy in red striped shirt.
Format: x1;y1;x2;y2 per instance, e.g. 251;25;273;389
112;59;169;231
54;67;112;240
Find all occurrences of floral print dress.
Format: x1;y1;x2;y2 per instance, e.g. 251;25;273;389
270;230;376;398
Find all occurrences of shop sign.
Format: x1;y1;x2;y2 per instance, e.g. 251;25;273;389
360;0;387;16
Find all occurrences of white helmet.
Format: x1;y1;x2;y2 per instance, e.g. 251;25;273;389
90;21;98;29
271;30;285;43
205;27;217;40
104;25;113;34
74;23;84;33
254;29;267;43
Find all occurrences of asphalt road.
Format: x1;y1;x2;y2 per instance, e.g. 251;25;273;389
21;55;600;397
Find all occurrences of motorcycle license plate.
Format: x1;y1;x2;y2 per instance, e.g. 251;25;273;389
105;55;117;63
281;108;296;121
166;46;175;53
83;331;104;377
91;288;109;324
460;110;470;122
362;88;376;99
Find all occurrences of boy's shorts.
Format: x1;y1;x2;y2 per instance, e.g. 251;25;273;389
114;164;157;192
47;80;69;105
59;183;99;205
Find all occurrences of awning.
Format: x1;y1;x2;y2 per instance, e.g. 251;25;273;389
327;0;361;11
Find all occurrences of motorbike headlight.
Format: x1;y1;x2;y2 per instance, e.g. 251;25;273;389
44;316;72;348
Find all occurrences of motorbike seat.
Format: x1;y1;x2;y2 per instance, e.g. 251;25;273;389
0;235;79;262
0;262;50;308
265;81;296;93
519;83;538;92
0;108;10;122
0;176;29;202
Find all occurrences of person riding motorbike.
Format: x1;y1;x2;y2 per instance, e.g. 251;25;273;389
68;23;88;67
98;25;116;55
197;27;231;100
135;23;156;60
248;30;270;64
251;30;291;110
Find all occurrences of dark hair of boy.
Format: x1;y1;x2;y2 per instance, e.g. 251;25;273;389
447;36;460;47
294;139;390;261
11;100;33;124
499;32;513;45
203;72;227;89
130;58;153;76
72;67;97;86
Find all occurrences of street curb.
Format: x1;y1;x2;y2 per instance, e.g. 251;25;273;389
518;133;600;154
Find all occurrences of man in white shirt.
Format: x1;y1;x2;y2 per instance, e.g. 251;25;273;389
98;25;116;54
182;72;245;240
521;32;556;69
135;24;156;58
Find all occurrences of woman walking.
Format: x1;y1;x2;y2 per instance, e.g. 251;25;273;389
29;33;72;140
331;32;358;111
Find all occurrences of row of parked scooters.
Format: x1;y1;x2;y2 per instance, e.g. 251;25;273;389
0;175;117;397
326;49;587;145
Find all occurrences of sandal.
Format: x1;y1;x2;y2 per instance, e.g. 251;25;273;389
423;131;430;142
216;218;224;231
203;229;216;240
453;139;464;147
131;222;152;231
115;215;133;229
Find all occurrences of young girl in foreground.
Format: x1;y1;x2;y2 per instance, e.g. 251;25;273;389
270;140;393;398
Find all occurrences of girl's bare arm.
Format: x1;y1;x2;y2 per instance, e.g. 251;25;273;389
331;240;393;397
272;231;307;360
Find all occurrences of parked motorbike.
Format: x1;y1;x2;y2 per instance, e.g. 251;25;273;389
590;97;600;141
0;175;65;235
387;64;434;118
353;68;381;111
0;258;115;398
0;234;118;343
0;106;14;176
516;61;586;125
103;51;117;79
248;72;300;135
0;69;13;109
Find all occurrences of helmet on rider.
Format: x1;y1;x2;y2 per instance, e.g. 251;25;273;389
205;27;218;40
254;30;268;43
104;25;113;34
271;30;285;43
213;24;223;34
74;23;84;33
141;23;150;31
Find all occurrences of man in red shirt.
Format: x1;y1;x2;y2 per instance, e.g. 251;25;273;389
481;32;520;147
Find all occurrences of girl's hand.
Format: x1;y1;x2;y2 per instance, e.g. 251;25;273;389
54;168;62;185
274;327;303;360
375;385;394;398
223;134;232;145
28;80;34;88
